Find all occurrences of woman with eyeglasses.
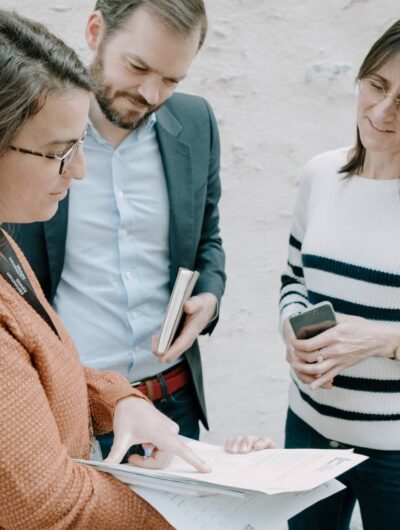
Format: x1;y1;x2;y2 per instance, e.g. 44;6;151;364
278;18;400;530
227;19;400;530
0;9;211;530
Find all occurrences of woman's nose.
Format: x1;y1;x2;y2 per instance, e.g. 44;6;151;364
64;146;86;181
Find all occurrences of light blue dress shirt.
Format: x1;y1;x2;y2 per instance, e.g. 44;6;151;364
54;115;182;381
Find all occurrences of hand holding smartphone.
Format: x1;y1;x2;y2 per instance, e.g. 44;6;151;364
289;301;337;340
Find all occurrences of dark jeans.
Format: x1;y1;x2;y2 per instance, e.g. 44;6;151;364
285;408;400;530
97;382;201;460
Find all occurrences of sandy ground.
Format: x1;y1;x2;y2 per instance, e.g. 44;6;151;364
5;1;400;528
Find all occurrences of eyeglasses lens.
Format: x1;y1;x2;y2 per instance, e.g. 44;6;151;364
60;144;80;176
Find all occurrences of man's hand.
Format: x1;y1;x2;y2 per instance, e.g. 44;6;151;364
104;396;211;473
153;292;217;363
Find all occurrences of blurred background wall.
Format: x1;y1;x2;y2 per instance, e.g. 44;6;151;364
4;0;399;447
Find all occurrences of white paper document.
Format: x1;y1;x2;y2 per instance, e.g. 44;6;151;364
76;438;367;497
134;479;345;530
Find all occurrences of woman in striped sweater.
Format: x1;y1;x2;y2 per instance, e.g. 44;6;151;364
279;19;400;530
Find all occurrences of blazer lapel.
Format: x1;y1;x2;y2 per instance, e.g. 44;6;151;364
155;105;194;286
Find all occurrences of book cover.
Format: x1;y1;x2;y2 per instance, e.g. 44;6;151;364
156;268;199;355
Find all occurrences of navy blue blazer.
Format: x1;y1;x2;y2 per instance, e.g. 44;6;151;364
15;92;226;429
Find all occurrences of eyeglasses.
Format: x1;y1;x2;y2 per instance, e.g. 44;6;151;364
359;78;400;113
6;128;87;175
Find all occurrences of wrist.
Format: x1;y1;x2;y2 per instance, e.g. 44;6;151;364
391;340;400;361
201;292;218;321
114;393;150;415
382;326;400;360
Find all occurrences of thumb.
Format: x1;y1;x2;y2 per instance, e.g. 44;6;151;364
151;335;160;355
103;433;132;464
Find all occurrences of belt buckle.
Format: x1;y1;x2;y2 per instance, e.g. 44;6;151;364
131;377;157;402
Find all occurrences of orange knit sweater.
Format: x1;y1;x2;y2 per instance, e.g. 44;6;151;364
0;234;172;530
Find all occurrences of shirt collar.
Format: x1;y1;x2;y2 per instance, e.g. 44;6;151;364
138;112;157;139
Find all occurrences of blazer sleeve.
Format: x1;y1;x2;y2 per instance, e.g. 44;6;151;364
193;99;226;334
0;326;170;530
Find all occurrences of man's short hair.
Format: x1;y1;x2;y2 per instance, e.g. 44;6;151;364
94;0;207;49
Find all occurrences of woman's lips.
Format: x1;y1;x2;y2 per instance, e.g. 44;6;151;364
368;117;395;133
50;189;68;199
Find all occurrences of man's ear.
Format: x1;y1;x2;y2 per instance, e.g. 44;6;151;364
85;10;106;52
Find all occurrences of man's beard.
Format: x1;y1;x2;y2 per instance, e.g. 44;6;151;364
90;53;160;130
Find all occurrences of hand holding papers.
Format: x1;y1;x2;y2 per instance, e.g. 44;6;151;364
77;438;367;528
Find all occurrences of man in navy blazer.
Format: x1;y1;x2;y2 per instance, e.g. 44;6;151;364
15;0;225;458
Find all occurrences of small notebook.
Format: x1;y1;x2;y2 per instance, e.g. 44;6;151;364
156;268;199;355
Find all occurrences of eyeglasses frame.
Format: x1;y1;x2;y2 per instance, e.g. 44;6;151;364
359;78;400;112
6;128;87;176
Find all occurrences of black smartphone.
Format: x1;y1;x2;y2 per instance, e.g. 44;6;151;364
289;301;337;340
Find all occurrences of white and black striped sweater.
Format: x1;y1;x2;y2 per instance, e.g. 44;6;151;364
279;147;400;450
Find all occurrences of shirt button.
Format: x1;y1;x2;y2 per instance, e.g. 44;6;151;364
117;190;124;199
134;346;140;353
329;440;340;448
131;311;140;319
125;271;133;280
115;151;120;159
120;229;127;237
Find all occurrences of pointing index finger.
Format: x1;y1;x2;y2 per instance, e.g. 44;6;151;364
174;440;212;473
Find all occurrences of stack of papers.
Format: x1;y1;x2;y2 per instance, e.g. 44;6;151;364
76;438;367;529
134;481;344;529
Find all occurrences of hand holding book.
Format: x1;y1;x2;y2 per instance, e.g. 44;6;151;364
153;268;217;363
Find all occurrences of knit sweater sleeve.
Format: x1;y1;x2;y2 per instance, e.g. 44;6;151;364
0;326;171;530
279;158;316;332
6;232;150;438
84;366;149;436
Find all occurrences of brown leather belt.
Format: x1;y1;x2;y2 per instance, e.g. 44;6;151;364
132;362;191;402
